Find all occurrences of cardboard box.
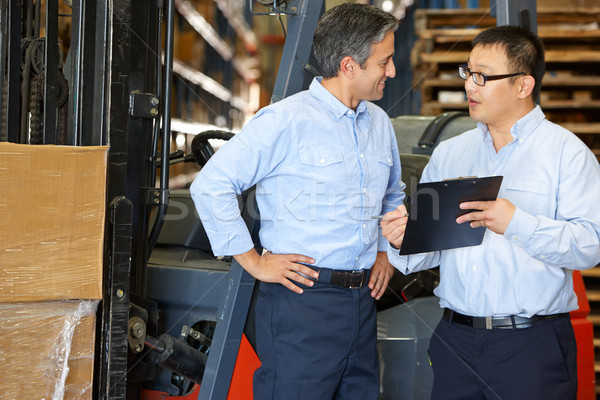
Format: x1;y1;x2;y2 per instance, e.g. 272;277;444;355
0;300;99;400
0;143;108;302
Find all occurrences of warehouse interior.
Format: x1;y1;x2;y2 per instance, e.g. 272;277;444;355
1;0;600;399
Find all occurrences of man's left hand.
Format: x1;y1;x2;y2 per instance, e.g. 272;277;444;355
456;198;516;235
369;251;395;300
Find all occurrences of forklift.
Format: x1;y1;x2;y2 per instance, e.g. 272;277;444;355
0;0;594;399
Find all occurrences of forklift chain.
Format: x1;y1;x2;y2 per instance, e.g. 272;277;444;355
55;68;69;107
29;73;44;144
57;97;68;144
28;68;69;144
56;68;69;144
1;81;7;141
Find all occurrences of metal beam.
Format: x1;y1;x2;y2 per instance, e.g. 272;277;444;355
492;0;537;34
3;0;21;142
0;0;8;141
95;0;134;397
96;197;133;400
197;263;257;400
271;0;325;103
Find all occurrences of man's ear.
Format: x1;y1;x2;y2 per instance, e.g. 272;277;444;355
518;75;535;99
340;56;356;78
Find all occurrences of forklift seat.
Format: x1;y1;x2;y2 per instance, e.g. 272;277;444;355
152;186;260;258
400;153;430;212
153;189;214;255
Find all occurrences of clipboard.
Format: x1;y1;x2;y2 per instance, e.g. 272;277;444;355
399;176;503;255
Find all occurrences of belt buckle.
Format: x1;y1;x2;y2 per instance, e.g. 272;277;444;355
346;270;365;289
485;317;492;330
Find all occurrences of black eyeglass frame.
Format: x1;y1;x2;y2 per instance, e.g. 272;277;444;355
458;64;526;86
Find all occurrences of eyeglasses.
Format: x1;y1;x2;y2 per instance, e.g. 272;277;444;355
458;64;526;86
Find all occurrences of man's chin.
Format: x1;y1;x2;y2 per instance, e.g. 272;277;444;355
468;110;486;124
370;92;385;101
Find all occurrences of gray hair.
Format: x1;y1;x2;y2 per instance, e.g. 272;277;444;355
313;3;398;78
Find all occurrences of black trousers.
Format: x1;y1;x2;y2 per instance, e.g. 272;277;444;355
429;314;577;400
252;280;379;400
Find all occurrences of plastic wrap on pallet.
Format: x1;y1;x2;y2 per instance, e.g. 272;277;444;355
0;142;107;302
0;299;99;400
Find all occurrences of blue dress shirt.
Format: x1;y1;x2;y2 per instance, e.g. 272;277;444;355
191;77;405;271
388;106;600;317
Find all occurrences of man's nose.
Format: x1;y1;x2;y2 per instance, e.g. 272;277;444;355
386;60;396;78
464;75;477;93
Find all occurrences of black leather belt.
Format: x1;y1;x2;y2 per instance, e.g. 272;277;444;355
312;267;370;289
443;308;567;330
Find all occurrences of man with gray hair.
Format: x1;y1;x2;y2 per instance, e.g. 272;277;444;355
191;3;403;399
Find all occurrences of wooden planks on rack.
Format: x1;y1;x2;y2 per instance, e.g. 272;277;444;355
412;7;600;157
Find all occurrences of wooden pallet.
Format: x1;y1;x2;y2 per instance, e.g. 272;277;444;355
414;8;600;31
413;8;600;156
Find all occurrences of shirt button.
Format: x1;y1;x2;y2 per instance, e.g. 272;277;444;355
473;265;477;271
355;256;359;261
513;236;518;241
320;158;326;164
541;255;546;260
362;224;366;229
360;153;364;159
363;187;367;193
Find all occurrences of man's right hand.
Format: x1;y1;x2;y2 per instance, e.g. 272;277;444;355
234;249;318;294
380;204;409;250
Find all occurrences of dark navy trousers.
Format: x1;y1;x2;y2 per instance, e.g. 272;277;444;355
429;314;577;400
252;279;379;400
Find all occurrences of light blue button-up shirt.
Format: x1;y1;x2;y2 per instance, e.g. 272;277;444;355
191;77;405;271
389;106;600;317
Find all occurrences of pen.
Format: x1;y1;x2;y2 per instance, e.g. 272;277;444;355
370;213;409;220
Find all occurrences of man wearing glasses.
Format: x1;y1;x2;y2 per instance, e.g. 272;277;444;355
381;25;600;399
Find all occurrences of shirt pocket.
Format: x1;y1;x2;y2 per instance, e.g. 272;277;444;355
299;148;344;167
374;147;394;192
298;148;347;192
502;179;549;216
376;148;394;167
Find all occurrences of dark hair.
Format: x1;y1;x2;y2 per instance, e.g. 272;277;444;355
313;3;398;79
472;25;545;103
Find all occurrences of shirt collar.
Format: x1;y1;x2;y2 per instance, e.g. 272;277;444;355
477;105;545;145
511;105;545;142
309;77;368;119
